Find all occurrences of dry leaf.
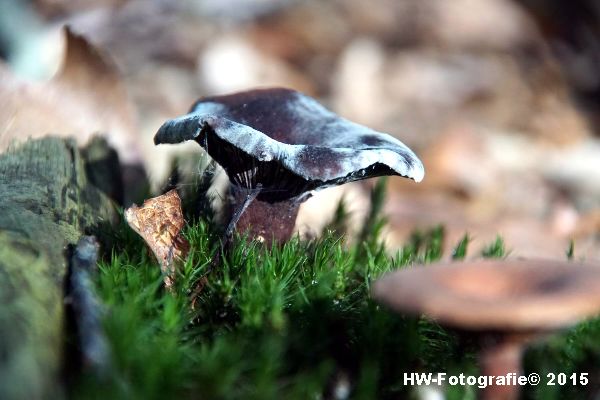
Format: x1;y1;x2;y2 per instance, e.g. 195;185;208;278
0;26;140;164
124;190;190;288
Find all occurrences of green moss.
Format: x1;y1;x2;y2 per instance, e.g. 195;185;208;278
74;195;600;399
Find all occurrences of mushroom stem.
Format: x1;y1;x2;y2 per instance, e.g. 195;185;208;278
226;184;262;240
478;334;529;400
229;187;301;244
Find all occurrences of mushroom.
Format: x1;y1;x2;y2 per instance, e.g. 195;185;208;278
154;88;424;243
373;259;600;400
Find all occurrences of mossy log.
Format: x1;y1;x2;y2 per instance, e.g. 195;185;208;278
0;137;118;400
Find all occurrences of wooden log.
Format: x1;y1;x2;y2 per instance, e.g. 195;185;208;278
0;137;118;400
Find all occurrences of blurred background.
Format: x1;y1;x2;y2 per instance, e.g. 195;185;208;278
1;0;599;259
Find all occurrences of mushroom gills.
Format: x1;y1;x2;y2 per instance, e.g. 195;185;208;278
198;125;407;202
198;125;311;202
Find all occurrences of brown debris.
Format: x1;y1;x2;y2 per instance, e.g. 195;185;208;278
5;0;600;260
125;190;190;288
0;27;140;165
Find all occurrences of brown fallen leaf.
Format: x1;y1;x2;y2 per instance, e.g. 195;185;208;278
124;190;190;288
0;26;141;165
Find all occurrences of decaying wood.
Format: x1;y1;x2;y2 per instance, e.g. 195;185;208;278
0;137;117;400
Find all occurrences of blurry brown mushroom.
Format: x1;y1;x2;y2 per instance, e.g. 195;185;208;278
373;259;600;400
154;88;424;243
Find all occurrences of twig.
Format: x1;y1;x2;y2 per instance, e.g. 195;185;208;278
67;236;110;376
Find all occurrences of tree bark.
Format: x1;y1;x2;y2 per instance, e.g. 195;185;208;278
0;137;118;400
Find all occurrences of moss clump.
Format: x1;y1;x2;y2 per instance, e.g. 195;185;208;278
74;183;600;400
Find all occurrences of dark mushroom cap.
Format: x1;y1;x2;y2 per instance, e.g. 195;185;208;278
154;88;424;201
373;259;600;332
